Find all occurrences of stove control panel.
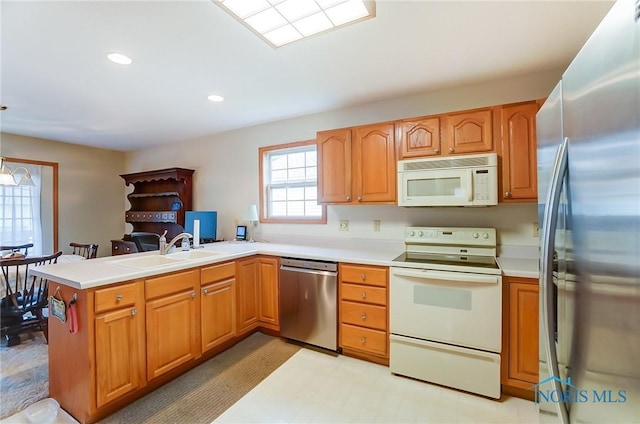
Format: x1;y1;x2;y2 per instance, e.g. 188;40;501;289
404;227;496;247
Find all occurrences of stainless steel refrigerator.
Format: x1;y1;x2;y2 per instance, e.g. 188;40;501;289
537;0;639;423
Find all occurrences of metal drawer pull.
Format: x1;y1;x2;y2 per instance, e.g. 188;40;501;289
203;288;208;294
361;337;366;344
191;292;196;299
360;292;366;299
361;313;367;320
360;273;366;280
116;295;123;302
131;309;137;316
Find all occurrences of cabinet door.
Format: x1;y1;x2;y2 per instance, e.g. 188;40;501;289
317;128;352;203
146;289;199;380
236;258;259;332
508;280;539;384
443;109;494;154
353;123;397;203
201;279;236;353
258;256;279;327
500;102;539;202
95;305;144;407
399;117;441;158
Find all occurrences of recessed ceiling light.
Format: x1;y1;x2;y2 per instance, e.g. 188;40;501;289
215;0;375;48
107;53;133;65
208;94;225;102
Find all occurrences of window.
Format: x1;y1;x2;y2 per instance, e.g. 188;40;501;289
0;162;43;255
259;140;326;224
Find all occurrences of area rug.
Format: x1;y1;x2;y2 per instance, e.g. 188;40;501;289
0;332;49;419
98;332;300;424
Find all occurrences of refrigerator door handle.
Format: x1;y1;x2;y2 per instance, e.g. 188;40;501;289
540;136;570;424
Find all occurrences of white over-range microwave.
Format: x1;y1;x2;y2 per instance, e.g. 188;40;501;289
397;152;498;207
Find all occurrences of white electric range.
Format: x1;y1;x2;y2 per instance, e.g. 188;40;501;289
389;226;502;399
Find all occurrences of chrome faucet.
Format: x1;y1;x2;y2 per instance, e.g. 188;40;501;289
160;232;193;255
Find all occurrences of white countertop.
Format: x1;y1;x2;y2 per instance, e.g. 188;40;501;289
496;245;539;279
31;240;542;289
31;240;405;290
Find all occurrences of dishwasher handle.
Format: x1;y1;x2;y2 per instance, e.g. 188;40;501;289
280;265;338;278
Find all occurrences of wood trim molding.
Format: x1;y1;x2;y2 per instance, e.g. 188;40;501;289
5;157;59;252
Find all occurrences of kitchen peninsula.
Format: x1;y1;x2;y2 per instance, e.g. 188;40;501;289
32;240;400;424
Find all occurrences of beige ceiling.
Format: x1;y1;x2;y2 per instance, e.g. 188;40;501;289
0;0;614;152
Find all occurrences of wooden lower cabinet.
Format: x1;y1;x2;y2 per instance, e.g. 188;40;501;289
502;276;539;399
200;261;236;352
94;282;146;408
258;256;279;328
145;270;200;381
339;263;389;364
236;257;259;333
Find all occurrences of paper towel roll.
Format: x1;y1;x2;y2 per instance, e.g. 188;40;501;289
193;219;200;247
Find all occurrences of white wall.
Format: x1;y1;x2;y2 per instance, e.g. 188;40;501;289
2;133;126;257
126;70;559;248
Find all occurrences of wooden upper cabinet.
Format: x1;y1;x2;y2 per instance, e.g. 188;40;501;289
317;129;352;203
442;108;494;155
399;117;441;158
500;102;539;202
318;124;396;204
352;123;397;203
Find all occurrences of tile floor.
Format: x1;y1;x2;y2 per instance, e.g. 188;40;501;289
214;347;542;423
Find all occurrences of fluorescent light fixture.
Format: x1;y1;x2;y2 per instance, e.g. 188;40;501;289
215;0;375;47
207;94;225;102
107;53;133;65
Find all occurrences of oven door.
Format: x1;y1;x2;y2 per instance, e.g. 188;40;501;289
390;267;501;352
398;168;474;207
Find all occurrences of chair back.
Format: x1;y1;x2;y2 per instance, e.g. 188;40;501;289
70;242;99;259
1;243;34;257
1;251;63;307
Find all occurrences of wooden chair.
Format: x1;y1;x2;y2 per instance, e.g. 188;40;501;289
70;242;99;259
1;243;34;257
1;251;63;346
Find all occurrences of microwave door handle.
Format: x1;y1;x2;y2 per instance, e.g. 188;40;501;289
467;169;473;202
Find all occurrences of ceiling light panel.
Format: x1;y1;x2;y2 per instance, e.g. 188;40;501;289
215;0;375;48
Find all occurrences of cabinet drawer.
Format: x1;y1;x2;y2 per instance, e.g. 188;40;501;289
95;282;139;313
341;301;386;330
201;261;235;285
146;270;199;300
341;283;386;306
111;240;137;256
340;323;387;356
340;264;387;287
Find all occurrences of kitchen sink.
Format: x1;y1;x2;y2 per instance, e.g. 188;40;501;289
110;255;185;269
165;250;224;260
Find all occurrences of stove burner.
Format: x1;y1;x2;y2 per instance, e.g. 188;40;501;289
392;252;499;270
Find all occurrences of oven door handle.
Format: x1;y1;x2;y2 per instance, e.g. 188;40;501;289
391;268;498;285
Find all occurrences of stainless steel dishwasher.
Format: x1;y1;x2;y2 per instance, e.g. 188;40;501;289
279;257;338;351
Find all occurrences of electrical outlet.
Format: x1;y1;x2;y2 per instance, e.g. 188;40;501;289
339;220;349;231
373;220;381;232
533;223;539;237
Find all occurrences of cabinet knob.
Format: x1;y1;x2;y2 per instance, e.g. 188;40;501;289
449;147;455;153
505;191;512;198
361;313;367;320
360;291;366;299
203;288;208;294
361;337;367;344
131;309;137;316
346;196;351;201
191;292;196;299
360;273;366;281
116;295;123;302
434;148;440;153
357;196;362;202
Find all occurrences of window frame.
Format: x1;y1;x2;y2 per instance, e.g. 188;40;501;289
259;140;326;224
